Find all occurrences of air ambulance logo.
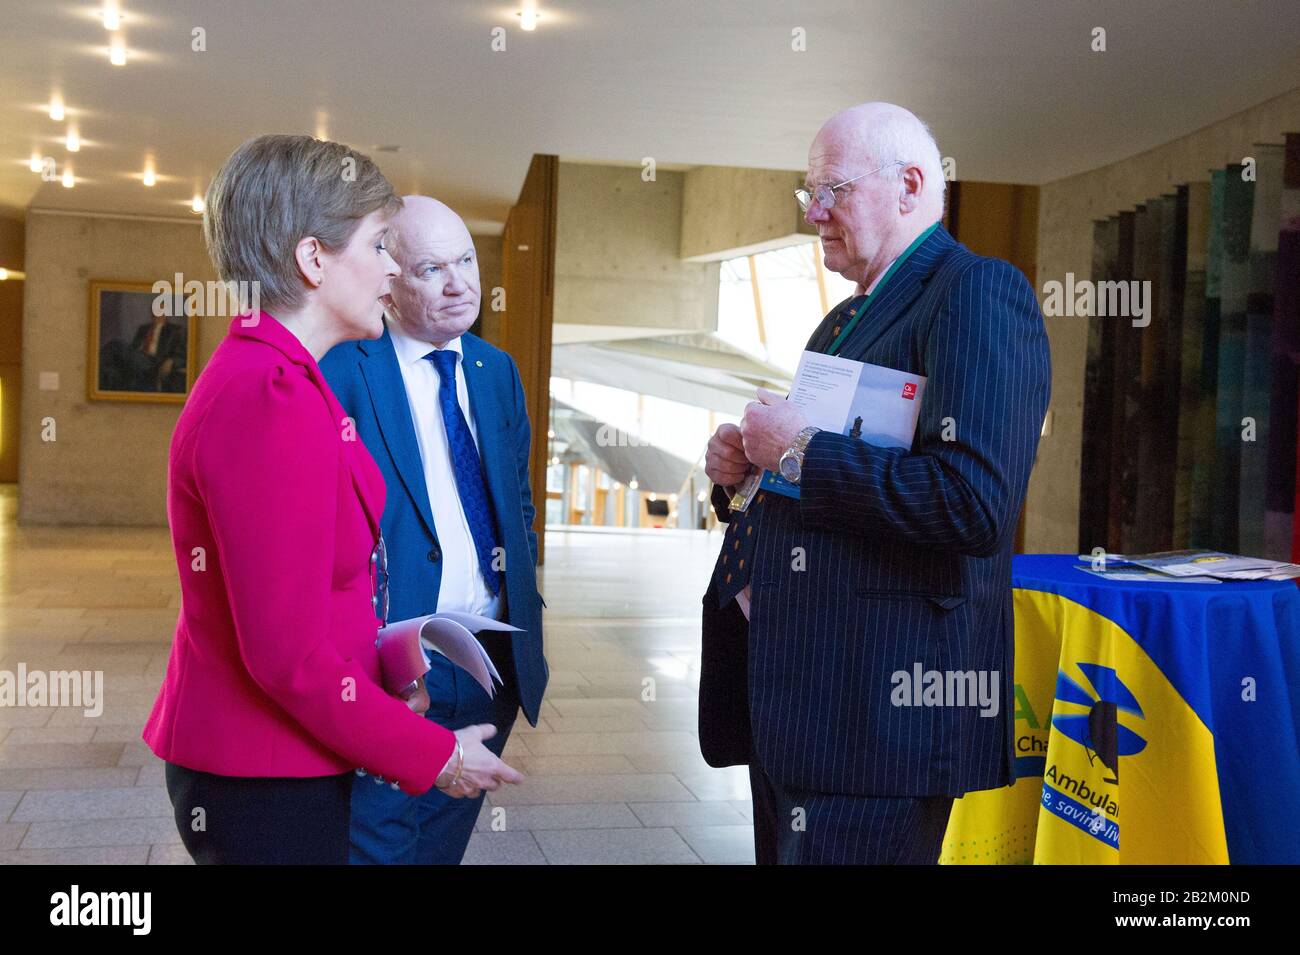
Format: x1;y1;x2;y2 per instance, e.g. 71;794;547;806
1052;662;1147;783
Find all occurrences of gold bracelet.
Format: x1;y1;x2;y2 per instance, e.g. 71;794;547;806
436;739;464;789
449;743;465;789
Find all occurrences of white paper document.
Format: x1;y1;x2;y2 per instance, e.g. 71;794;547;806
379;611;522;698
757;350;927;501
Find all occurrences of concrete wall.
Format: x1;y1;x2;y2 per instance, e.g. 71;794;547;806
0;216;24;483
19;212;221;526
554;163;719;334
1030;86;1300;552
680;166;815;261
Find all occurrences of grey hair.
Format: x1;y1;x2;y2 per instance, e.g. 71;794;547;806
203;135;402;313
859;111;947;213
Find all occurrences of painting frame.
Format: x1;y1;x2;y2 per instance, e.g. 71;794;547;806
87;280;198;403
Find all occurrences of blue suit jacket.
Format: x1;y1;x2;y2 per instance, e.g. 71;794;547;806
700;223;1051;797
320;325;547;726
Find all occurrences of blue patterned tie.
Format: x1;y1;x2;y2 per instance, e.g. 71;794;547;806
424;348;503;596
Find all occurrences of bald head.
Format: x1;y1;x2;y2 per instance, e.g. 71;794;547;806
804;102;945;289
382;194;481;345
812;103;946;218
386;195;472;268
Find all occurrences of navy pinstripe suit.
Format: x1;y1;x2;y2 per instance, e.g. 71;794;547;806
700;223;1051;862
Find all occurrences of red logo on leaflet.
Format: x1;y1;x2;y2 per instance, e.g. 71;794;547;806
901;382;918;400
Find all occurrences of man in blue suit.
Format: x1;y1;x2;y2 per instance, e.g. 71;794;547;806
321;196;548;864
701;103;1051;864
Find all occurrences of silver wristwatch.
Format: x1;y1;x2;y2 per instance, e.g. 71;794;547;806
778;426;821;484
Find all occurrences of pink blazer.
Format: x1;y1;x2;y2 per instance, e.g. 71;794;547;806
143;313;455;795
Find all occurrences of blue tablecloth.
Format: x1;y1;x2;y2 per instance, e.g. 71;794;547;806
1008;553;1300;867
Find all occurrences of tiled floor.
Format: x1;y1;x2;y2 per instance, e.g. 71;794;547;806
0;486;753;864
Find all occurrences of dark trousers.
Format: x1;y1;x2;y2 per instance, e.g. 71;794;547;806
165;762;352;864
349;631;519;864
749;761;954;865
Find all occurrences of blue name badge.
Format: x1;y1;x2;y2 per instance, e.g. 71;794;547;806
760;469;800;500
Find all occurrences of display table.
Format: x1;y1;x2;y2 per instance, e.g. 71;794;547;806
940;554;1300;864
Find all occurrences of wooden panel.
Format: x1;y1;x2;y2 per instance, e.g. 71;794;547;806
1239;144;1284;557
1192;171;1227;547
1110;210;1139;551
1268;134;1300;559
499;155;558;565
948;181;1039;286
1080;215;1119;552
1178;181;1211;548
1211;164;1255;552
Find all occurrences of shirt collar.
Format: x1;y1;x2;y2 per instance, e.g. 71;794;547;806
386;315;463;367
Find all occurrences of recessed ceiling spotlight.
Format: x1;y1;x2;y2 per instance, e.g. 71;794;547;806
191;194;205;214
102;1;121;30
49;95;64;121
62;165;75;188
517;7;541;30
29;151;42;173
142;158;156;187
110;34;126;66
66;128;80;152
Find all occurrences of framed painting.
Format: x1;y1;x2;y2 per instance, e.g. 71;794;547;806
87;280;197;403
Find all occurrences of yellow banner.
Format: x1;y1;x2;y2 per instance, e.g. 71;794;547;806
941;588;1228;864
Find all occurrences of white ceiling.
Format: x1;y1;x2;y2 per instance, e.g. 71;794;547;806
3;0;1299;229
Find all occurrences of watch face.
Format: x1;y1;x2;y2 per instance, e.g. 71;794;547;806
779;455;800;482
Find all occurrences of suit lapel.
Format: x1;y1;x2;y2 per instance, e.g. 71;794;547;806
834;224;957;361
358;329;438;542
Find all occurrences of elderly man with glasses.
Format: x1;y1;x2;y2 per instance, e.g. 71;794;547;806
699;102;1052;865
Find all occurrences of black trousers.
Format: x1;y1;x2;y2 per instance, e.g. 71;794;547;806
165;762;352;864
749;762;954;865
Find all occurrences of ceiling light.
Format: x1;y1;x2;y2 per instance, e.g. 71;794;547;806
191;194;205;214
62;166;74;188
110;34;126;65
49;95;64;121
66;128;80;152
142;159;156;187
0;269;7;281
102;2;121;30
29;152;42;173
517;7;540;30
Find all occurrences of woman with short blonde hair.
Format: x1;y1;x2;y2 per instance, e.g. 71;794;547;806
144;135;520;864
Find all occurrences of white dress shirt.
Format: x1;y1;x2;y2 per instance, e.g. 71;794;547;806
387;320;502;621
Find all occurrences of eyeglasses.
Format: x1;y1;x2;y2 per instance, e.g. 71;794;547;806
371;533;389;627
795;160;906;213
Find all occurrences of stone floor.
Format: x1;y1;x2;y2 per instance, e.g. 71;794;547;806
0;486;753;864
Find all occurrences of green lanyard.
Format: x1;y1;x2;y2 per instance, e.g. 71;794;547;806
826;222;939;356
